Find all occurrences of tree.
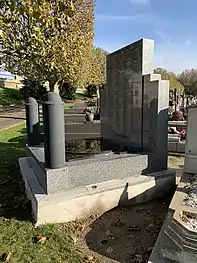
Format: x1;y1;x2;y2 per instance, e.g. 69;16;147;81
90;47;108;86
85;83;97;98
0;0;94;91
179;69;197;95
59;82;76;100
20;78;47;102
154;67;184;93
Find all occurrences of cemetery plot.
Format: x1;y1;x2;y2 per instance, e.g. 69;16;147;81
19;38;175;229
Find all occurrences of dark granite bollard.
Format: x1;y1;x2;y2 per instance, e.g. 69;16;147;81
43;92;65;169
26;97;41;146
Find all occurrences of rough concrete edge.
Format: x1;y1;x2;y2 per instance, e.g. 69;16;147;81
36;172;175;225
19;157;45;221
19;156;176;225
19;157;45;196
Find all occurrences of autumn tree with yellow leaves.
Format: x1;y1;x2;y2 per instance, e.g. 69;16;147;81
154;67;184;93
179;69;197;96
0;0;95;91
90;47;108;86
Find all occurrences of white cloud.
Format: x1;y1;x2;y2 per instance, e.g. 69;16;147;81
128;0;150;4
95;13;168;28
96;13;152;22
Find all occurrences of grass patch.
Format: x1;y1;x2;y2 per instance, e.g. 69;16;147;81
0;87;23;106
0;124;83;263
74;93;87;99
64;104;74;109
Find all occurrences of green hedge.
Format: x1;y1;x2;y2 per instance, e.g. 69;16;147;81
0;87;23;106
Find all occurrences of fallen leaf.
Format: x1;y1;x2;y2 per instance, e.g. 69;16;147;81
83;255;94;262
136;208;143;213
181;214;189;223
133;254;143;263
36;236;47;244
129;225;141;231
114;219;124;227
100;239;108;244
78;224;85;232
2;252;12;262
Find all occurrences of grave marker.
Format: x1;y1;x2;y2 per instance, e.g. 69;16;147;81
101;38;169;172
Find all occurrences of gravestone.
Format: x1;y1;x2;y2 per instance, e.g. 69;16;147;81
184;106;197;174
19;38;175;225
101;38;169;172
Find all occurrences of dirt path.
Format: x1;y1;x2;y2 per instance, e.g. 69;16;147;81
0;106;25;130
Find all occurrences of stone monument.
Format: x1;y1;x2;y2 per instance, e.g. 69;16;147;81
101;38;169;172
19;38;175;225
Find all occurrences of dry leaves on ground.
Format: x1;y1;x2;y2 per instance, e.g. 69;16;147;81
2;252;12;262
36;236;47;244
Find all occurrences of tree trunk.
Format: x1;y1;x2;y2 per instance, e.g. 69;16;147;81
49;81;55;92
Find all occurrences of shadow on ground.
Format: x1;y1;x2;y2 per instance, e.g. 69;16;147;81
84;195;174;263
0;126;32;221
0;115;26;120
82;165;183;263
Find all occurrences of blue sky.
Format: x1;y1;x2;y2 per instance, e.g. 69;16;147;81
94;0;197;73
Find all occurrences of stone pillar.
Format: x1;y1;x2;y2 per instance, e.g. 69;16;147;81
25;97;41;146
43;92;65;169
143;74;169;173
184;106;197;173
102;38;154;150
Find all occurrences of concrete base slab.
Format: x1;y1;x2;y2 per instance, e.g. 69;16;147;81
19;157;175;225
148;211;197;263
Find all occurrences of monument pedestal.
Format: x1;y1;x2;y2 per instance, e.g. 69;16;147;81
19;146;175;225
